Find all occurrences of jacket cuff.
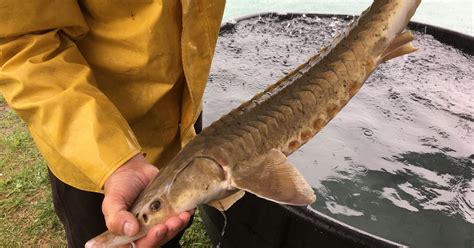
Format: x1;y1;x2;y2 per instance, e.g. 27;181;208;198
97;149;143;192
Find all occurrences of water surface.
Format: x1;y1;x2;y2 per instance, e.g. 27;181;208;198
224;0;474;36
204;14;474;247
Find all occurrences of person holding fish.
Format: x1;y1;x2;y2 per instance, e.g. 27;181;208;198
0;1;226;247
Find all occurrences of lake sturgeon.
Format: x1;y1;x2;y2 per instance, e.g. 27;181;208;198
87;0;422;246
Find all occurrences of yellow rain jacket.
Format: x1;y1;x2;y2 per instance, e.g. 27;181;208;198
0;0;225;192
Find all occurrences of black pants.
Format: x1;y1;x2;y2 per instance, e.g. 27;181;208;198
49;115;202;248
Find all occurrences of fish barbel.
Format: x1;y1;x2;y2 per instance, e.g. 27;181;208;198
87;0;422;246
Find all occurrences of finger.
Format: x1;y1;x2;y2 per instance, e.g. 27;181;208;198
133;164;160;188
116;245;133;248
102;192;128;216
178;211;192;224
187;208;196;215
141;164;159;182
133;214;191;247
164;216;185;241
106;210;139;236
134;224;168;247
102;194;139;236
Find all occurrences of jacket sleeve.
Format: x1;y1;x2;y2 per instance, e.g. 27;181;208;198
0;0;142;192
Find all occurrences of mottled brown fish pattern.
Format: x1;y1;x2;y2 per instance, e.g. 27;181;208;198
88;1;422;247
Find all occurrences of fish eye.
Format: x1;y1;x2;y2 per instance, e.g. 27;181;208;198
150;200;161;212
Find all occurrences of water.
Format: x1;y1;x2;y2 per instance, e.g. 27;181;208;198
224;0;474;36
203;14;474;248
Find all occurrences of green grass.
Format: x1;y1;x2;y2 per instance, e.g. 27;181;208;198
0;95;212;247
0;96;63;247
180;209;213;248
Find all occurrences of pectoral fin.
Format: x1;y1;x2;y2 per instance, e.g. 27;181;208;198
231;149;316;206
207;190;245;211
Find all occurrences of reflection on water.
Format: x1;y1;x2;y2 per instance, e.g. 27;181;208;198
312;152;473;248
205;14;473;248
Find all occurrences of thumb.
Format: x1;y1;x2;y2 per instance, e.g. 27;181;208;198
102;192;140;236
102;154;159;236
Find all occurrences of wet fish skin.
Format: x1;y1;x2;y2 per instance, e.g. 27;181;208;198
87;0;421;247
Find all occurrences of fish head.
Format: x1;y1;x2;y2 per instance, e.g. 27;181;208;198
133;156;230;227
87;155;231;247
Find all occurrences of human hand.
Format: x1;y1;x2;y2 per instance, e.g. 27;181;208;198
97;153;193;247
